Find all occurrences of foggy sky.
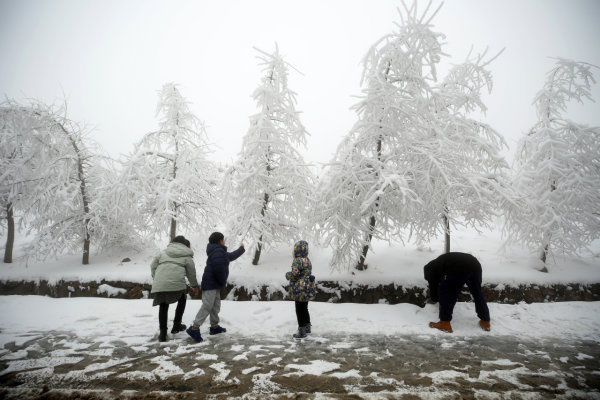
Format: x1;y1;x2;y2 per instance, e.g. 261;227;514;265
1;0;599;166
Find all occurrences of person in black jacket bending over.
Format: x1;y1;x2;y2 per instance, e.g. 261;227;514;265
186;232;245;342
424;252;490;333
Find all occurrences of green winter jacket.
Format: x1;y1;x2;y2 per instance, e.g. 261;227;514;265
150;242;199;293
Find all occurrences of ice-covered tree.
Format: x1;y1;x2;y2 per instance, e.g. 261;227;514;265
316;1;442;271
316;2;511;271
2;100;112;265
225;46;314;265
0;102;59;263
121;83;218;241
504;59;600;271
406;48;512;254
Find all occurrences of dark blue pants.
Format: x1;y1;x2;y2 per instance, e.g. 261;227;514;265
438;271;490;322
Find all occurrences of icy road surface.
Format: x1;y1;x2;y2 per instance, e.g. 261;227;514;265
0;296;599;399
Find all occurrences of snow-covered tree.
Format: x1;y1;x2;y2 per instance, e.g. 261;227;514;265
316;1;511;271
225;46;314;265
121;83;218;241
316;1;441;271
504;59;600;271
0;102;59;263
1;100;113;265
406;48;512;254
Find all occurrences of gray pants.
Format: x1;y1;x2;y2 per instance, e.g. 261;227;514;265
193;289;221;327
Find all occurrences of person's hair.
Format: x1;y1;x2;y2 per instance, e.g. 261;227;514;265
172;235;191;248
209;232;224;244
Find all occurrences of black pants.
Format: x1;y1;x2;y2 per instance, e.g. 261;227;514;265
438;271;490;322
159;293;187;330
295;301;311;327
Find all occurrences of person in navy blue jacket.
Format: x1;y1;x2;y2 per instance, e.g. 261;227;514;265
424;252;490;333
186;232;245;342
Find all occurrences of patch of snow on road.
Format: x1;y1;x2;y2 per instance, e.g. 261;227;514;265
330;369;361;378
0;356;83;376
197;353;218;361
209;362;231;381
576;353;594;360
118;370;156;381
242;366;261;375
252;371;282;394
481;359;521;366
285;360;341;376
0;349;28;360
151;356;184;379
183;368;205;380
232;351;249;361
420;370;471;385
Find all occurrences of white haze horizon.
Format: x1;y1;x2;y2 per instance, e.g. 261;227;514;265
1;0;599;166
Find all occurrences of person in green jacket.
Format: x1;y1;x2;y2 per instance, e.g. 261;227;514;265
150;235;199;342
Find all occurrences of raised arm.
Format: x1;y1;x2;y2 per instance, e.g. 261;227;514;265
227;246;245;261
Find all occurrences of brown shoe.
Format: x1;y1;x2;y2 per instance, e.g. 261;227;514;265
479;320;491;331
429;321;453;333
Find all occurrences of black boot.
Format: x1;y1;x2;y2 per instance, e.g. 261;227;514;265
159;328;168;342
171;323;187;334
293;326;307;339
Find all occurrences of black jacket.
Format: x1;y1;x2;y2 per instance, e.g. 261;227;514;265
200;243;245;291
423;252;481;302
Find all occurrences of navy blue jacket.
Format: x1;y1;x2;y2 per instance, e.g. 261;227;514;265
200;243;245;291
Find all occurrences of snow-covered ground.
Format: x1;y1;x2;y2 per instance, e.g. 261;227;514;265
0;296;599;399
1;296;599;346
1;228;599;292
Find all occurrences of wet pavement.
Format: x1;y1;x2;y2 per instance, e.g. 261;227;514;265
0;330;599;399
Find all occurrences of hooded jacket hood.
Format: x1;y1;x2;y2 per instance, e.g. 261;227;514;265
206;242;226;256
293;241;309;258
164;242;194;258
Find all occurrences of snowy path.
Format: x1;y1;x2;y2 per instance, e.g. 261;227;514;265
0;296;599;399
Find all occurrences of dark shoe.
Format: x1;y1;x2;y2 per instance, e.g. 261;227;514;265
209;325;227;335
171;323;187;334
305;324;311;334
159;329;168;342
186;325;203;342
293;326;307;339
429;321;453;333
479;320;491;332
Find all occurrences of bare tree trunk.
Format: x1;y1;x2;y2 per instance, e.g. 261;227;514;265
252;192;270;265
59;124;91;265
253;139;272;266
356;215;376;271
77;154;90;265
538;180;555;273
355;64;390;271
169;132;179;242
252;235;263;266
442;208;450;254
539;245;549;272
4;203;14;263
356;137;383;271
170;218;177;242
77;160;90;265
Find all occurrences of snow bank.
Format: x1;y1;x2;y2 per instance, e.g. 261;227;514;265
96;284;126;297
1;228;598;290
